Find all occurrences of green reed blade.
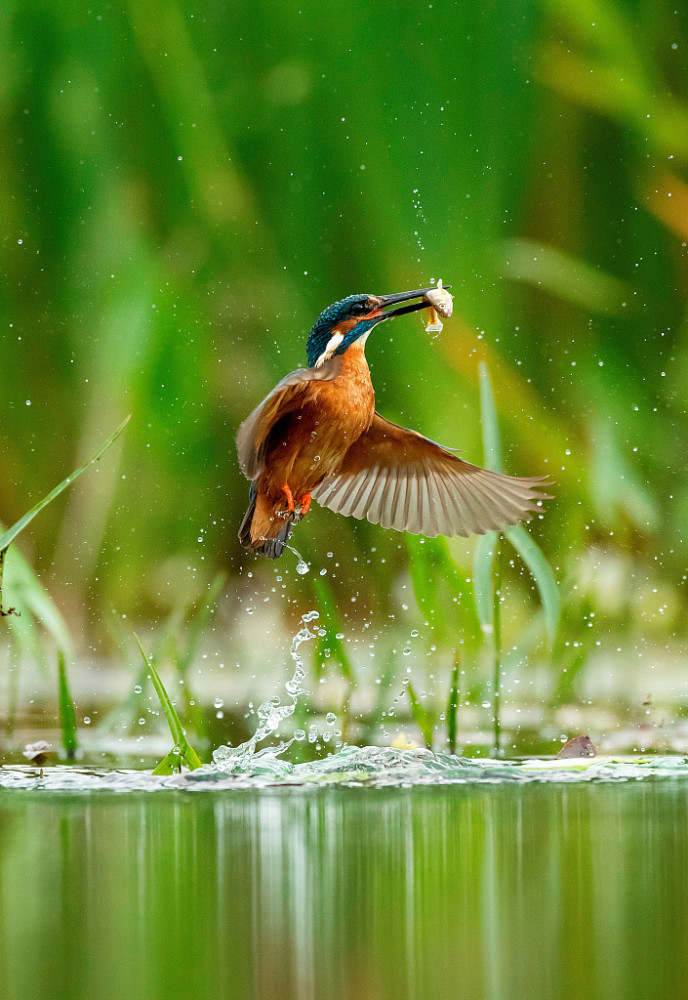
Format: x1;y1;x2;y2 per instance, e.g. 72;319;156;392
152;748;185;776
476;361;559;647
0;415;131;556
405;681;434;750
472;530;498;634
479;361;502;473
175;571;227;679
2;543;74;656
447;657;460;755
311;575;355;681
57;651;78;758
504;523;560;645
134;633;202;771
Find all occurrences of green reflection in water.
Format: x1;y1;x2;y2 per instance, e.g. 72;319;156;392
1;783;686;1000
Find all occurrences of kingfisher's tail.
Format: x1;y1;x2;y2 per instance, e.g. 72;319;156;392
238;484;299;559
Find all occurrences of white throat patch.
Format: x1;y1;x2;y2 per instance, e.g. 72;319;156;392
314;331;344;368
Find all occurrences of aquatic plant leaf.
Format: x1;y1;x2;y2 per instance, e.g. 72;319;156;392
499;239;630;314
0;415;131;556
311;575;355;681
57;651;78;757
476;361;558;648
2;544;74;657
446;658;460;755
405;681;434;750
504;523;560;645
472;530;497;634
152;748;184;776
135;634;202;771
478;361;502;473
407;536;481;645
175;571;227;678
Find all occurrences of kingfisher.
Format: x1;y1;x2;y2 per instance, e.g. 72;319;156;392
237;286;550;558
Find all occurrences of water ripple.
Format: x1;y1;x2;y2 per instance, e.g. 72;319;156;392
2;746;688;792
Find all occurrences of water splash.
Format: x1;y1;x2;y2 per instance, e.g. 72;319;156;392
213;610;319;771
289;545;310;575
5;751;688;792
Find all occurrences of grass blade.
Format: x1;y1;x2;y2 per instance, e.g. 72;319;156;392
57;651;78;758
479;361;502;472
407;536;482;646
152;748;185;776
2;544;74;656
405;680;434;749
472;530;497;634
0;415;131;555
134;633;202;771
447;656;460;755
311;575;355;681
504;523;560;645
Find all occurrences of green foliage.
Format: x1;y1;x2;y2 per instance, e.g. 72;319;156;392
57;652;78;758
134;635;202;774
473;363;560;752
311;575;355;682
446;659;460;756
1;0;687;753
474;363;560;647
1;0;685;633
406;536;481;648
0;416;130;616
2;545;73;661
405;681;434;751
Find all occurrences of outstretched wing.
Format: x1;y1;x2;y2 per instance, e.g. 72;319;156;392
236;365;335;480
311;413;551;537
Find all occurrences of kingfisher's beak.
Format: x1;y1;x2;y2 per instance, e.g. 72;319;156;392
368;286;451;322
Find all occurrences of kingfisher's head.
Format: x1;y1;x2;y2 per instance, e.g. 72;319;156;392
306;287;441;369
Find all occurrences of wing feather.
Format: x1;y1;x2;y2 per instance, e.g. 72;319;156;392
379;468;398;529
311;412;551;538
236;364;338;480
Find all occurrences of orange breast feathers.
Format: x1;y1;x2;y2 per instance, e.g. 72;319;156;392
246;341;376;505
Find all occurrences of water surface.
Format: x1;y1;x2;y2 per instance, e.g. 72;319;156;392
1;768;687;1000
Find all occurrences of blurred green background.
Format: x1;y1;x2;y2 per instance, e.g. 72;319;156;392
1;0;687;732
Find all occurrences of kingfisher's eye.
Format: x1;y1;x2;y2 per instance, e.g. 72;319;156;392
351;302;367;315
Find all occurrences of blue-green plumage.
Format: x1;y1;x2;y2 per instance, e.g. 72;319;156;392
237;283;551;559
306;294;378;367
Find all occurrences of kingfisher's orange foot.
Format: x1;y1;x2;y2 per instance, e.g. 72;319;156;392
281;484;295;513
299;493;312;516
